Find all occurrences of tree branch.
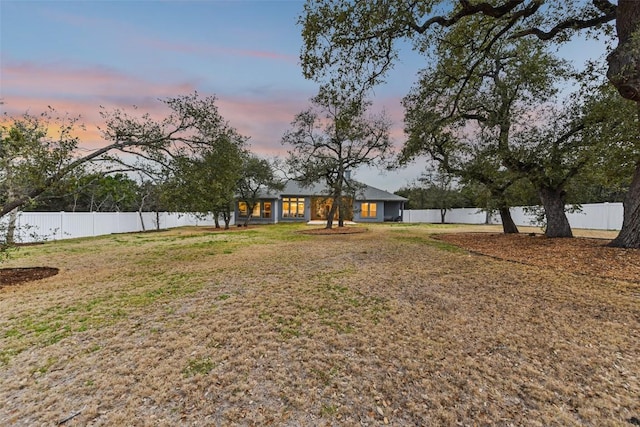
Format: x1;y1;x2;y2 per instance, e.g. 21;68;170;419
512;1;616;40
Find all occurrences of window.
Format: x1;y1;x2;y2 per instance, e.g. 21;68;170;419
282;197;305;218
238;202;248;217
238;202;261;217
263;202;272;218
361;202;377;218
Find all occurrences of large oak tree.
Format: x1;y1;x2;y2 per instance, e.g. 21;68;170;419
0;93;234;220
300;0;640;247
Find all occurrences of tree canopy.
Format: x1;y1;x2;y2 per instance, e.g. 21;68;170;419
282;88;393;228
0;93;240;219
300;0;640;248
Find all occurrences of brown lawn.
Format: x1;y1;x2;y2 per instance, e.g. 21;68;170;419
0;223;638;426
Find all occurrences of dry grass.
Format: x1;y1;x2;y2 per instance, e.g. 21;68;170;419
0;223;638;426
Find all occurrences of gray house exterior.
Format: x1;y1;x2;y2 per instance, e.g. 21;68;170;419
235;181;407;224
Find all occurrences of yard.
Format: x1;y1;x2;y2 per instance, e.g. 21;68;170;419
0;223;638;426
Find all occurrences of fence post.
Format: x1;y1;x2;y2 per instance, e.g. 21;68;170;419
60;211;64;240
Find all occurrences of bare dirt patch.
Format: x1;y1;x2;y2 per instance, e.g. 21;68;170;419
298;226;368;235
436;232;640;283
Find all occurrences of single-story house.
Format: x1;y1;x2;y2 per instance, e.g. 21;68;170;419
235;181;407;224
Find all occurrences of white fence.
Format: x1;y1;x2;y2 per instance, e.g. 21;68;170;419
2;211;229;243
403;202;624;231
0;202;624;243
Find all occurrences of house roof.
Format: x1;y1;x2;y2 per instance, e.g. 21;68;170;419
264;180;407;202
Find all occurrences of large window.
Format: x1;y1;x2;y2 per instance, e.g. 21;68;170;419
282;197;305;218
238;202;261;217
361;202;377;218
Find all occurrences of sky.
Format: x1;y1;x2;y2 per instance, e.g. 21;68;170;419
0;0;611;192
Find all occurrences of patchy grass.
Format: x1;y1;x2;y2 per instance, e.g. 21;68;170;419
0;223;638;426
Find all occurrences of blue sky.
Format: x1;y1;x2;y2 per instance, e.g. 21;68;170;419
0;0;611;192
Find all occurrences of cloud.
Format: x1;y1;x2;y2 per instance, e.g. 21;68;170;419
142;38;297;64
217;92;312;156
0;62;310;155
1;59;202;147
0;59;413;189
1;61;198;101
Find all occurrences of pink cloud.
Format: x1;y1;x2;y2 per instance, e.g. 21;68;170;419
1;60;196;151
1;59;406;161
1;61;198;101
214;93;407;159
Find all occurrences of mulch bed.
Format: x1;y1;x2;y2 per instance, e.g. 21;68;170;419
436;232;640;283
0;267;59;287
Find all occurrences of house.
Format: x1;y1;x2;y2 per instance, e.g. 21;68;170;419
235;180;407;224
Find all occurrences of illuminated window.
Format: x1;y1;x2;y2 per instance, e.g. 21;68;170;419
361;202;377;218
263;202;272;218
282;197;305;218
239;202;248;217
238;202;261;217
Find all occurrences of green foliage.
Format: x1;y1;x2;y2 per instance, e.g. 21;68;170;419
161;134;246;228
236;155;283;226
566;83;640;204
28;172;142;212
396;169;473;211
300;1;614;90
400;18;571;231
0;108;83;216
1;92;247;223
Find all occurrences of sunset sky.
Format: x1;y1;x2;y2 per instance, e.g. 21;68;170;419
0;0;611;192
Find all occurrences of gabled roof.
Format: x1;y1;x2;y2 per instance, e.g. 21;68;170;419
263;180;407;202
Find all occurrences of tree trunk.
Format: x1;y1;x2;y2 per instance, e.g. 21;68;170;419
5;209;18;244
605;1;640;248
609;161;640;247
538;187;573;238
138;209;146;232
338;197;345;227
214;214;220;229
326;201;338;229
223;210;231;230
607;1;640;102
155;211;161;230
498;206;519;234
243;204;253;227
440;208;446;224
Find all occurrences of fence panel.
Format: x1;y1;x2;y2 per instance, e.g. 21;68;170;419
3;211;232;243
15;212;66;242
403;202;624;230
444;208;487;224
61;212;95;239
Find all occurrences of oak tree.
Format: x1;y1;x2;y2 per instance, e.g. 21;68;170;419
282;88;392;228
300;0;640;247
